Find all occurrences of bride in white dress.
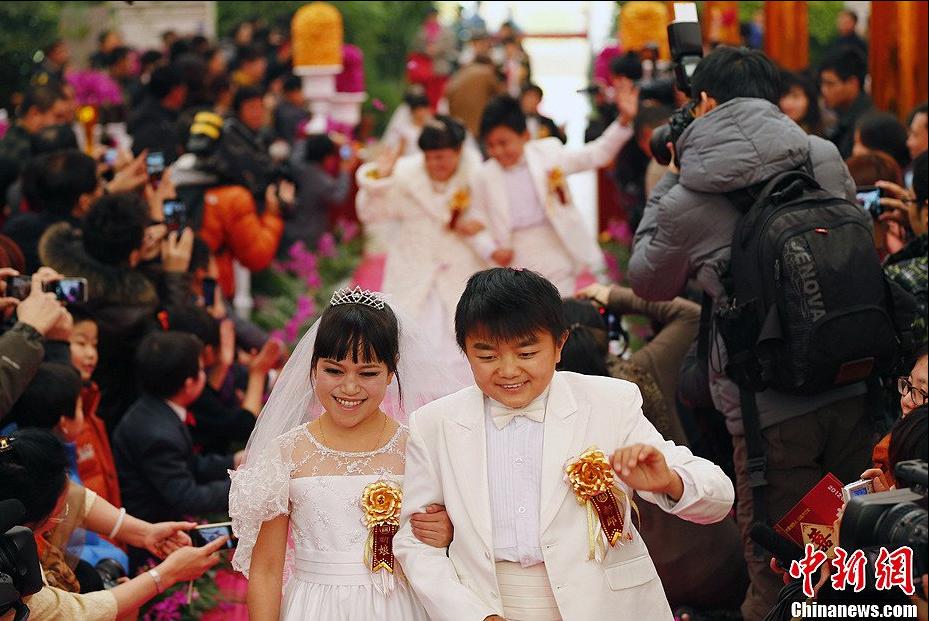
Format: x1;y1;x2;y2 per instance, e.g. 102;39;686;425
229;287;458;620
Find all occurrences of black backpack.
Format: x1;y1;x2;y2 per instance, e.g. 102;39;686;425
710;164;915;535
716;168;905;396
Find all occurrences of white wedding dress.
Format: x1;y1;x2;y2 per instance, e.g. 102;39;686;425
230;423;429;621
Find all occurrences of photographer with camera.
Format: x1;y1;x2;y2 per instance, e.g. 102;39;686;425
173;110;287;300
629;44;883;620
0;429;224;621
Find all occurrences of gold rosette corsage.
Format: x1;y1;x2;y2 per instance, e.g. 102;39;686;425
548;167;568;206
361;480;403;594
448;188;470;230
565;447;637;562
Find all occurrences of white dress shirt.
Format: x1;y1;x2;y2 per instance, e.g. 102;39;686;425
485;387;550;567
166;399;187;425
501;159;547;231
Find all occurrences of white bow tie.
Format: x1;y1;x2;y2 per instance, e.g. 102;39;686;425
490;404;545;430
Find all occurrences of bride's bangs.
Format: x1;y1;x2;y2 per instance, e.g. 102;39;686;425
311;303;400;372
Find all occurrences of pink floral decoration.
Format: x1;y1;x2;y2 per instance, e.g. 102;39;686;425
603;251;623;284
317;232;337;258
66;70;124;106
285;242;322;287
336;218;360;243
143;590;186;621
607;219;632;245
335;44;365;93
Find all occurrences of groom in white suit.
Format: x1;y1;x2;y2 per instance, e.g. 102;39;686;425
394;268;735;621
468;87;638;296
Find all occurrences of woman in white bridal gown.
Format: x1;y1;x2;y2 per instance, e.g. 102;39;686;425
229;287;457;620
356;115;489;390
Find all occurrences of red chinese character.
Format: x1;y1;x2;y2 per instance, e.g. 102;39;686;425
789;543;828;597
830;547;867;592
874;546;915;595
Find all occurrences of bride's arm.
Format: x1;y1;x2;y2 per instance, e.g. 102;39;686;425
247;515;290;620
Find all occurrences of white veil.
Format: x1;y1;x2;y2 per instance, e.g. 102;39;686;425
228;289;467;578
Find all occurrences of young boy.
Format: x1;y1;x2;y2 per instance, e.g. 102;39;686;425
68;305;122;508
9;362;131;576
395;268;734;620
470;90;637;296
112;331;242;528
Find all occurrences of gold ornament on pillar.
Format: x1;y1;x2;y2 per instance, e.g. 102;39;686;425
292;2;344;69
618;2;671;60
76;105;98;156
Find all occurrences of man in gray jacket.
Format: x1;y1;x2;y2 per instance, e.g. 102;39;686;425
629;47;869;620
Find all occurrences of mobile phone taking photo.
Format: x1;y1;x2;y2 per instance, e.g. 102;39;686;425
191;522;237;549
201;277;218;309
4;275;32;300
147;152;165;187
855;185;884;219
163;199;187;232
44;278;89;304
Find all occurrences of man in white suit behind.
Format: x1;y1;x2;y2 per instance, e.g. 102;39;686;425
394;268;735;621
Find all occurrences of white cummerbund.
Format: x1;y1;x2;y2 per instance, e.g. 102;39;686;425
495;561;562;621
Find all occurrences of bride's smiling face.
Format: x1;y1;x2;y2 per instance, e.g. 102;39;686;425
313;357;392;428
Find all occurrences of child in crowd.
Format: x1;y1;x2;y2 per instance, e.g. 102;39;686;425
112;331;240;570
68;304;121;508
395;268;735;620
7;362;130;581
163;305;282;455
470;91;637;295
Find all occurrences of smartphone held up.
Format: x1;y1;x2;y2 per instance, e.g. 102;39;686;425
5;275;88;304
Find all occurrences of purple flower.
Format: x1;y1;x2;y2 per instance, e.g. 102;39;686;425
607;219;632;245
317;232;337;258
144;590;186;621
337;219;360;243
371;99;386;112
603;251;623;284
295;295;317;320
66;70;124;106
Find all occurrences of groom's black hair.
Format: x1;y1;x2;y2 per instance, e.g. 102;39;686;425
455;268;566;348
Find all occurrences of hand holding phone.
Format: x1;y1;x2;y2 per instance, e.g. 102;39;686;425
147;152;166;187
855;185;884;219
190;522;237;549
162;199;187;232
3;275;87;304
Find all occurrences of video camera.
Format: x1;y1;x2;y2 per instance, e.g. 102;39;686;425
841;460;928;583
0;499;43;621
649;3;704;167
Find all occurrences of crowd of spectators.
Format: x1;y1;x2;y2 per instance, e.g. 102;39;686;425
0;6;925;620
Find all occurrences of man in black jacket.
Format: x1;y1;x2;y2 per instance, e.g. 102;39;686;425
819;46;873;159
113;331;241;528
128;64;187;164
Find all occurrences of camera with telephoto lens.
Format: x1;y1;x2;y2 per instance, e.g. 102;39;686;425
0;499;44;621
649;3;704;168
840;460;928;584
95;558;127;590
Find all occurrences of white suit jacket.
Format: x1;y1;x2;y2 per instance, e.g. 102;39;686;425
394;372;734;621
355;151;488;315
469;120;633;275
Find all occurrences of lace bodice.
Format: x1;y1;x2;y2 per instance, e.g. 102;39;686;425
229;422;409;577
284;423;407;478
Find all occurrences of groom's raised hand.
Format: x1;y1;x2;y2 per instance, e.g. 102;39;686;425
611;444;684;502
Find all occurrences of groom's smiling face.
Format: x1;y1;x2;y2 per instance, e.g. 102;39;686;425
464;329;566;409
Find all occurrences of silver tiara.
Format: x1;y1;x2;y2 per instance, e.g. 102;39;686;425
329;286;386;310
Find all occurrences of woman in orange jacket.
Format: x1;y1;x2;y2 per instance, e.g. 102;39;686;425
197;183;285;297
